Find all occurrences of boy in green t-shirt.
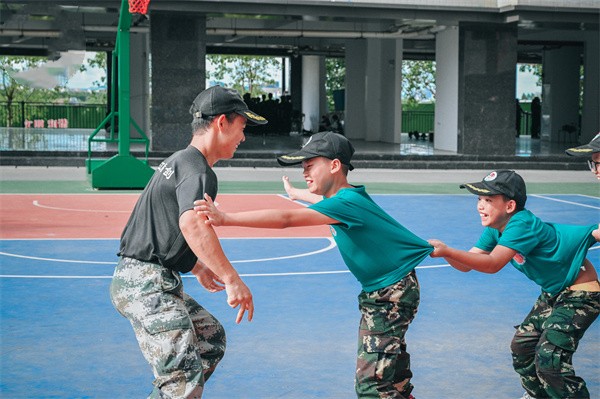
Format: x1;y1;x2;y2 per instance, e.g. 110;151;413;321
428;169;600;399
195;131;432;399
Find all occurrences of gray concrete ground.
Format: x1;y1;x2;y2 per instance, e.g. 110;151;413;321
0;165;596;183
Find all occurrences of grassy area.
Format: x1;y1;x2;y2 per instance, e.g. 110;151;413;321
1;180;598;196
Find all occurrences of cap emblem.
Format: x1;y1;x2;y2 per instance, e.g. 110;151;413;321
484;171;497;182
302;135;314;148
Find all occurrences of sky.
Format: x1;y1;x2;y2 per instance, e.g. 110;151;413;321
516;67;542;98
65;52;542;98
65;52;105;89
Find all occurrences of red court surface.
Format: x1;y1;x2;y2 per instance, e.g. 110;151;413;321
0;194;330;239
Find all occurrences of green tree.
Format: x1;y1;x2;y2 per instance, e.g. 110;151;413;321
325;57;345;112
0;56;47;126
402;60;436;107
77;51;107;104
1;54;108;127
78;51;107;88
207;54;280;97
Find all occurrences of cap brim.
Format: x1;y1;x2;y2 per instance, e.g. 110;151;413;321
565;144;595;156
237;110;268;125
277;150;316;166
277;151;354;170
459;182;502;196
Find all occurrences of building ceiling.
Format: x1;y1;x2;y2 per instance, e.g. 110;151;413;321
0;1;598;62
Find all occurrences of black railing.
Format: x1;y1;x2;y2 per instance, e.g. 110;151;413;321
402;110;434;133
0;101;105;129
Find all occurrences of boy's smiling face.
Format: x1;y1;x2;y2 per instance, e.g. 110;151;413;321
476;194;516;231
302;157;335;196
218;114;247;160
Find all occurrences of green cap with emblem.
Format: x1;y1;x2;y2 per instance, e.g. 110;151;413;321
189;85;267;125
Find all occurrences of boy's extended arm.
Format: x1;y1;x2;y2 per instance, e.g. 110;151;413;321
282;176;322;204
428;239;516;274
194;193;338;228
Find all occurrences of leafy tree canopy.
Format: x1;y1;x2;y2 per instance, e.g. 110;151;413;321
207;54;280;97
0;53;107;105
402;60;435;107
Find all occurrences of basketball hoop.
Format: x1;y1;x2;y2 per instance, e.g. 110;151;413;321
128;0;150;15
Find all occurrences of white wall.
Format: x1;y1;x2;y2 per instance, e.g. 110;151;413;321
301;55;325;132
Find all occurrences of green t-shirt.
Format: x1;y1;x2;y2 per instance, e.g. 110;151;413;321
309;186;433;292
475;209;596;295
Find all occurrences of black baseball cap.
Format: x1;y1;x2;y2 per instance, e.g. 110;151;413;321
277;131;355;170
189;85;267;125
460;170;527;209
565;132;600;156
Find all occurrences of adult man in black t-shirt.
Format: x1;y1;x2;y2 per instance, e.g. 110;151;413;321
110;86;267;398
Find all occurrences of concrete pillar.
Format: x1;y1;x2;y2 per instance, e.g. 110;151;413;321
345;39;367;140
364;39;383;142
290;56;302;116
376;39;402;144
129;32;149;138
581;32;599;142
542;45;581;142
434;26;459;152
301;55;326;133
457;22;517;155
150;13;206;151
345;39;402;143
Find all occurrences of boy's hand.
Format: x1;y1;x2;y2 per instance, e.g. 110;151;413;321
428;239;448;257
282;176;298;200
194;193;225;226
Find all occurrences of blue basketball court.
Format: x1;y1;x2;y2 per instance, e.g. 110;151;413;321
1;193;598;398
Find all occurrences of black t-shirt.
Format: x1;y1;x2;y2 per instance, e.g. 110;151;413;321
118;146;218;273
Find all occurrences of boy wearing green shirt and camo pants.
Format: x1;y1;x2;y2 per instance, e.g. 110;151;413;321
428;170;600;399
195;131;433;399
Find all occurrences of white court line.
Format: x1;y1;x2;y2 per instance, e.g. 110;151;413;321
3;247;598;279
0;264;451;279
530;194;600;210
32;200;132;213
3;247;599;279
0;237;337;265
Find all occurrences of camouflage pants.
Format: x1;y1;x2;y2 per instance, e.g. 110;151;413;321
356;271;419;399
110;257;226;399
511;288;600;399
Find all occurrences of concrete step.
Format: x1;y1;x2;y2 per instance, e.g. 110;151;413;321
0;150;588;171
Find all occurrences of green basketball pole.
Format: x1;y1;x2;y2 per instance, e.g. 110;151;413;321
87;0;154;189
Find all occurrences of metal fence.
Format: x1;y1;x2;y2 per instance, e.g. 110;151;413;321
0;102;106;129
402;110;434;133
0;106;436;152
